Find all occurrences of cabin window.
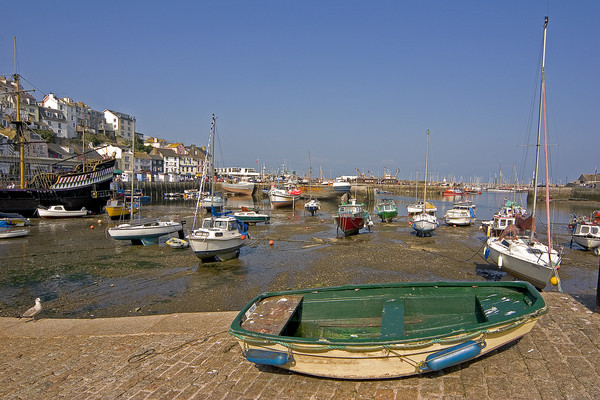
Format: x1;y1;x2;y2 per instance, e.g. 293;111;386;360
581;226;589;234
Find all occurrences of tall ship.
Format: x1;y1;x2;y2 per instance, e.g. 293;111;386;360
0;57;115;217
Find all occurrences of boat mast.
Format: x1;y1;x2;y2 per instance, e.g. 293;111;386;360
423;130;430;212
210;114;216;197
540;17;560;290
308;151;312;198
13;37;26;189
130;131;135;222
530;16;548;240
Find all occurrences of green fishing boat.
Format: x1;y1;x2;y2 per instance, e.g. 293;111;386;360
229;281;546;379
375;199;399;222
233;210;270;224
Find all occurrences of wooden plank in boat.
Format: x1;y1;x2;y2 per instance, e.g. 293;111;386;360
380;299;405;339
241;295;303;335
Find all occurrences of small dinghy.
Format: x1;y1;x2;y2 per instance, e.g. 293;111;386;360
230;281;547;379
166;237;189;248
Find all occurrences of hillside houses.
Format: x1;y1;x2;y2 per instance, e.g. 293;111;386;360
0;74;210;184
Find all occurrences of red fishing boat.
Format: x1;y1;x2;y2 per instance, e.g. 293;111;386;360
334;199;371;236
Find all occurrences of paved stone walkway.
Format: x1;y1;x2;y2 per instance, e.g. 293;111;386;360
0;293;599;399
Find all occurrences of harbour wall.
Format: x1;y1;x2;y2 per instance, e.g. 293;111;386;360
134;180;600;204
527;186;600;202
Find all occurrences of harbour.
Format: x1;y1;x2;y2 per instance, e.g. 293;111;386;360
1;191;598;319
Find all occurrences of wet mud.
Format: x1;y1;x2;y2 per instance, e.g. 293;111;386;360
0;196;598;319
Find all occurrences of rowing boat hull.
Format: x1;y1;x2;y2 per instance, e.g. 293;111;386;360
233;317;539;379
230;281;546;379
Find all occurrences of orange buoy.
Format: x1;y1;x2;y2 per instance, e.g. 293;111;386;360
241;235;246;240
269;240;274;245
90;225;95;229
306;227;309;229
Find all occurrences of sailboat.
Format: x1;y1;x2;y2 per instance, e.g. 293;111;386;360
485;16;562;290
407;171;437;215
188;114;248;261
412;130;438;237
0;39;116;217
199;127;226;210
108;138;182;245
304;152;321;216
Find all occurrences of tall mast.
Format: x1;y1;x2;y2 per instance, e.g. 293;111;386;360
423;130;430;211
530;16;548;239
210;114;215;196
13;37;26;189
130;131;135;222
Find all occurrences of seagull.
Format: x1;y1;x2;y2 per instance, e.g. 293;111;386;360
20;298;43;319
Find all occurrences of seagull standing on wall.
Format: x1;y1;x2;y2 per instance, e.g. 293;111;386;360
20;298;43;320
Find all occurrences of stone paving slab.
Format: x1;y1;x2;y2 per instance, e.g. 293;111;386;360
0;293;599;399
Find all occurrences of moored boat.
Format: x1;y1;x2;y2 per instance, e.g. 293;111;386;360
188;213;248;261
166;237;189;249
37;205;88;218
332;179;351;193
222;181;256;196
411;130;438;237
108;218;183;245
375;199;398;222
0;212;30;226
105;198;139;219
443;188;463;196
406;201;437;215
233;210;270;224
304;199;321;216
269;187;300;208
334;198;371;236
571;222;600;255
444;201;476;226
485;16;562;291
480;200;527;238
188;114;249;261
229;281;547;379
0;221;29;238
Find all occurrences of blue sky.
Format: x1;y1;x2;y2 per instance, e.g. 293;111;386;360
2;1;598;183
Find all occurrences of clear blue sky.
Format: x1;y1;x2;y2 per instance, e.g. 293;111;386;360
2;1;598;183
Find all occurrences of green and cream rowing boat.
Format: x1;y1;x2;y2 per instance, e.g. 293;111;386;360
229;281;546;379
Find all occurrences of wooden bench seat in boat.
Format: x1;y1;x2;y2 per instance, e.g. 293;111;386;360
241;295;303;335
380;299;405;339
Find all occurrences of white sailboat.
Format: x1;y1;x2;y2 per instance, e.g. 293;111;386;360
188;114;248;261
485;16;562;290
108;137;182;245
304;152;321;216
412;130;438;237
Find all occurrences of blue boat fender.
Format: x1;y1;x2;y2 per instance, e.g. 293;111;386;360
244;349;291;366
484;246;489;259
420;340;486;372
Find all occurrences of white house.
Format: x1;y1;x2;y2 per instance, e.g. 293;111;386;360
103;110;136;141
43;93;77;139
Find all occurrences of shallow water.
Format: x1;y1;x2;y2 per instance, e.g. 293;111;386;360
0;192;598;319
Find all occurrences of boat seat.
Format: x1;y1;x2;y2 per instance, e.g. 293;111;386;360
241;295;303;336
380;299;405;339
